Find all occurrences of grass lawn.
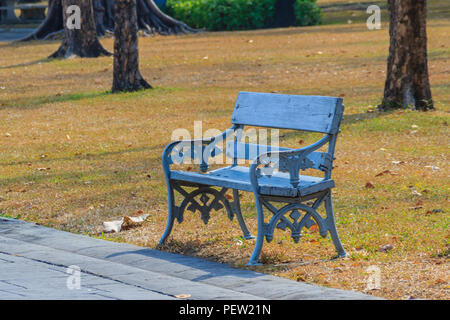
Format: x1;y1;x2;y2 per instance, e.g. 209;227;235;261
0;2;449;300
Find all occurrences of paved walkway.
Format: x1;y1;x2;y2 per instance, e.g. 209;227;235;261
0;28;34;41
0;217;376;300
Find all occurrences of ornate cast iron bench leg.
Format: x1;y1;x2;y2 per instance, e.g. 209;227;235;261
159;183;255;245
231;189;255;240
159;182;176;245
324;193;346;258
247;193;266;266
246;190;346;266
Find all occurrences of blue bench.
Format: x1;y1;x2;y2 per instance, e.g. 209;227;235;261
159;92;346;265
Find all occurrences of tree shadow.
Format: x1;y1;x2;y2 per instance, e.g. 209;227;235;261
0;143;165;175
0;38;56;49
0;57;52;69
341;110;389;125
0;90;111;111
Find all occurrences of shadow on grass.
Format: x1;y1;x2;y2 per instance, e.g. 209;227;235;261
0;155;163;186
0;90;111;111
0;86;169;111
0;39;57;50
0;57;52;69
341;111;390;125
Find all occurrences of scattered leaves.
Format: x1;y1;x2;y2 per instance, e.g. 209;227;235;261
375;169;398;177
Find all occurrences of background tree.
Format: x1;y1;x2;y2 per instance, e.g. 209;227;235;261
50;0;111;58
112;0;151;92
273;0;296;28
21;0;197;41
379;0;433;111
21;0;63;41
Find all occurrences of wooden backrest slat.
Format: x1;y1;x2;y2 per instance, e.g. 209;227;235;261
231;92;344;134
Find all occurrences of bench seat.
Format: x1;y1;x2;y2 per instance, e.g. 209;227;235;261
171;165;335;197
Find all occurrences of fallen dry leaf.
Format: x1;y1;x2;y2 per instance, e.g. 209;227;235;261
379;244;393;252
309;224;319;233
103;213;149;233
375;169;399;177
333;267;344;273
376;170;390;177
365;181;375;189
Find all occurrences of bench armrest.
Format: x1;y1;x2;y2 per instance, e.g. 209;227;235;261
249;134;332;190
162;125;238;173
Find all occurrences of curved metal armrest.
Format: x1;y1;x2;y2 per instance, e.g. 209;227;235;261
162;125;238;172
249;134;331;190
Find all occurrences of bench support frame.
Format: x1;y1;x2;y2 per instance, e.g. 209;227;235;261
159;181;254;246
249;190;346;265
159;179;346;266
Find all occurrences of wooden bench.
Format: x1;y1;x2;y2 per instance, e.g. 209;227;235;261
159;91;346;265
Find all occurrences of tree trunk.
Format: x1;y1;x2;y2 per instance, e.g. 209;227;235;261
273;0;296;28
49;0;111;58
379;0;433;111
20;0;197;41
112;0;151;92
20;0;64;41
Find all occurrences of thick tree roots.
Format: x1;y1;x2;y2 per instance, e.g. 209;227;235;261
20;0;198;41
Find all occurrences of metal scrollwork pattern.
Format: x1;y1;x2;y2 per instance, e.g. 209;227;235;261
261;200;329;243
173;185;234;225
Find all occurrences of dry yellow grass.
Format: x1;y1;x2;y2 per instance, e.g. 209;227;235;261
0;11;449;299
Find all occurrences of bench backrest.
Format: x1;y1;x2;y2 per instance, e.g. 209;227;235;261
231;92;344;134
